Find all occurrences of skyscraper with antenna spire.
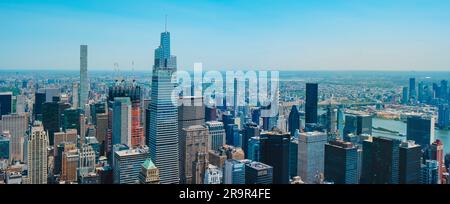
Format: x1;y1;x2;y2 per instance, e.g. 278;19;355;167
147;20;179;184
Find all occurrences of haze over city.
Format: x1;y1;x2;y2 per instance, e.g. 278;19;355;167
1;0;450;71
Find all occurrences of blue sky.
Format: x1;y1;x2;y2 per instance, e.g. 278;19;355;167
1;0;450;71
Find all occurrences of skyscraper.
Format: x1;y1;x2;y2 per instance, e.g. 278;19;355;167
0;92;13;117
298;131;327;184
138;158;160;184
179;125;209;184
399;140;421;184
79;143;96;177
61;147;79;183
223;159;245;184
72;83;79;109
428;140;445;184
438;104;450;129
409;78;416;100
148;29;179;184
108;84;144;148
288;105;300;136
178;96;205;133
260;130;291;184
205;121;226;151
80;45;89;108
289;136;298;179
27;125;48;184
361;137;400;184
421;160;439;184
241;122;260;158
112;97;132;147
0;113;27;162
113;146;150;184
305;83;318;124
325;105;338;141
243;160;273;184
324;139;358;184
406;115;435;150
0;133;10;160
33;92;46;121
344;114;372;138
402;87;409;104
96;113;108;156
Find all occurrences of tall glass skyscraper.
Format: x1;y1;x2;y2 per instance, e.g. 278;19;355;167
80;45;89;108
148;29;179;184
305;83;318;124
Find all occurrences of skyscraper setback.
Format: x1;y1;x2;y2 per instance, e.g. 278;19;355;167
80;45;89;108
148;29;179;184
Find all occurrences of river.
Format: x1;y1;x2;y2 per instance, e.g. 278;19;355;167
372;118;450;154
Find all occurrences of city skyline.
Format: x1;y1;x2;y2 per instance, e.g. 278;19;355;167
1;0;450;71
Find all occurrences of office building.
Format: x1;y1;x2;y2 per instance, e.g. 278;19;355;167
27;126;48;184
241;122;259;158
79;143;96;176
108;84;144;147
289;136;298;179
33;92;46;121
138;158;160;184
0;133;10;160
298;131;327;184
406;115;435;150
361;137;400;184
399;140;421;184
63;108;81;134
305;83;318;124
205;121;226;151
1;113;27;162
0;92;13;117
409;78;416;99
402;87;409;104
244;160;273;184
288;105;300;136
325;105;338;140
260;130;291;184
113;146;150;184
112;97;132;147
438;104;450;129
179;125;209;184
96;113;108;156
421;160;439;184
428;140;445;184
148;29;179;184
324;139;358;184
223;159;245;184
53;129;78;148
61;148;79;183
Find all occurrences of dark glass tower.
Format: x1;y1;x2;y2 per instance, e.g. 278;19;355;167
406;115;434;151
260;130;290;184
324;139;358;184
305;83;318;124
361;137;400;184
399;141;421;184
0;92;12;117
409;78;416;99
288;105;300;136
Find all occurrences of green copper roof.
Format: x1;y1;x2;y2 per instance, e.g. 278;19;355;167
142;158;156;169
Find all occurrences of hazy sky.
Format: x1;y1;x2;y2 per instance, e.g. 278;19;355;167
1;0;450;71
